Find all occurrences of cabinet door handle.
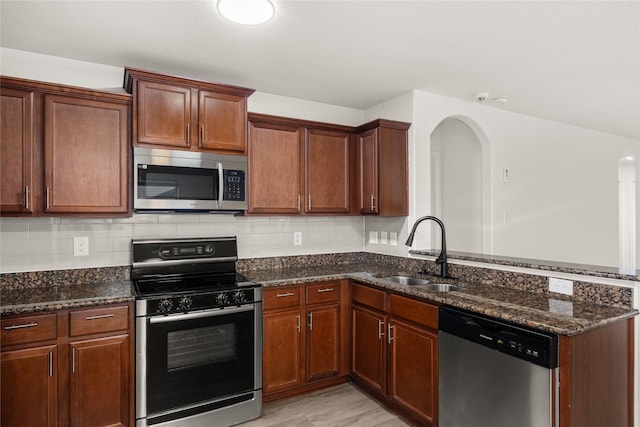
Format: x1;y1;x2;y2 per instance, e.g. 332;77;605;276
85;314;114;321
45;187;51;210
316;288;334;293
276;292;295;298
307;194;312;210
186;123;190;144
72;348;76;373
296;313;301;333
297;194;301;212
378;319;384;340
48;351;53;377
371;194;376;211
4;322;38;330
308;312;313;331
24;186;30;210
388;324;394;344
200;126;205;146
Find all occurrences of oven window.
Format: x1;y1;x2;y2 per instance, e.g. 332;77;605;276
137;164;217;200
167;324;237;371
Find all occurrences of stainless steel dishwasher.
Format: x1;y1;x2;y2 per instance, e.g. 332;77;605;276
439;306;559;427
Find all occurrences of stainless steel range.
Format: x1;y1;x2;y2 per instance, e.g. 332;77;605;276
131;237;262;427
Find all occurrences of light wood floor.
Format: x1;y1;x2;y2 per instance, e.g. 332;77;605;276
239;383;410;427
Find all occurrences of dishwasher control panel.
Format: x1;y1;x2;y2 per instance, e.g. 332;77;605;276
439;306;559;368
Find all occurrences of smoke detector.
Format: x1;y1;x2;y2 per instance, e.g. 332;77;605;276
473;92;489;102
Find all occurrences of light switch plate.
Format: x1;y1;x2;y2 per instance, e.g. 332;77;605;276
293;232;302;246
369;231;378;244
380;231;388;244
389;232;398;246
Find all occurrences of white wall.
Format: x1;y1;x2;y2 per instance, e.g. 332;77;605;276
410;90;639;269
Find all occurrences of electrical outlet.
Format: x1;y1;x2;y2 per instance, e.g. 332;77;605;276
74;236;89;256
380;231;388;244
389;232;398;246
293;232;302;246
549;277;573;296
369;231;378;244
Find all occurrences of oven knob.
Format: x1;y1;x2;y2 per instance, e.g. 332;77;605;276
233;290;247;304
158;298;174;313
216;293;229;306
178;296;193;311
204;245;214;254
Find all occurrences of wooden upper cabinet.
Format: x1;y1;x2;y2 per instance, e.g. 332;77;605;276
247;113;353;215
356;120;410;217
305;129;350;213
0;76;131;217
125;67;254;155
0;87;35;214
199;90;248;153
43;94;129;214
135;80;191;148
248;119;304;214
357;128;378;214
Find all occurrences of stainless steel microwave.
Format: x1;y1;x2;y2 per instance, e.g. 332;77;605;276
133;147;248;212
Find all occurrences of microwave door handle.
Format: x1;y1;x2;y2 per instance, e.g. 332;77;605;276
217;162;224;208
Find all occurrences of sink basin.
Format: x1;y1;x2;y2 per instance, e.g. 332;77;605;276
381;276;430;286
416;283;461;292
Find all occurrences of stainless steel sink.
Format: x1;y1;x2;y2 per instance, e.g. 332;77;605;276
416;283;461;292
381;275;430;286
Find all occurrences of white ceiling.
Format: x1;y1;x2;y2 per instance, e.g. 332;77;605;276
1;0;639;140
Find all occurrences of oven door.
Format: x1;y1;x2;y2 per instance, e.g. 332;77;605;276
139;304;260;420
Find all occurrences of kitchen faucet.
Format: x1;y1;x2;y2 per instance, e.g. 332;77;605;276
405;216;450;278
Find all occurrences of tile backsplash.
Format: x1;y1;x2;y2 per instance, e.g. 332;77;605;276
0;214;365;273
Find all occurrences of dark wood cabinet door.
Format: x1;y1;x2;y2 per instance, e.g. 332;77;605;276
351;305;386;394
389;319;437;426
69;335;130;427
0;88;35;214
248;121;304;214
199;90;247;154
1;345;57;427
358;128;378;214
263;308;304;394
305;129;350;213
306;304;340;382
43;94;129;214
378;127;408;216
135;80;191;148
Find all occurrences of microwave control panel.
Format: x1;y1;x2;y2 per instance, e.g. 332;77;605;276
223;170;245;201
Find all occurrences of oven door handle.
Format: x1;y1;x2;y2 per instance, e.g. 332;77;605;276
148;304;254;324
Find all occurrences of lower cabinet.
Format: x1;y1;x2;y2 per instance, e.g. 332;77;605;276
1;345;57;427
262;281;348;401
351;282;438;427
0;303;134;427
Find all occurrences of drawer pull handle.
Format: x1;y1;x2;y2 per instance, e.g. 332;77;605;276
316;288;334;293
4;322;38;330
85;314;114;320
276;292;295;298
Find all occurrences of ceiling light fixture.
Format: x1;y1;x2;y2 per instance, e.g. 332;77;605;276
217;0;275;25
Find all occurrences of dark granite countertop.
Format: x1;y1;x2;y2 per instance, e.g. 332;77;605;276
0;280;134;315
241;263;638;336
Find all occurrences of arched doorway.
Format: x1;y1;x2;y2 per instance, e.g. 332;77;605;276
430;117;484;253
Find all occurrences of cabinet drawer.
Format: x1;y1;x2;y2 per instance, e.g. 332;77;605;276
351;283;386;311
69;305;129;337
1;313;57;346
306;282;340;305
389;294;437;329
263;286;302;310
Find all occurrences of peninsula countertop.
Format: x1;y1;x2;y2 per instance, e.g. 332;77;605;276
241;262;637;336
